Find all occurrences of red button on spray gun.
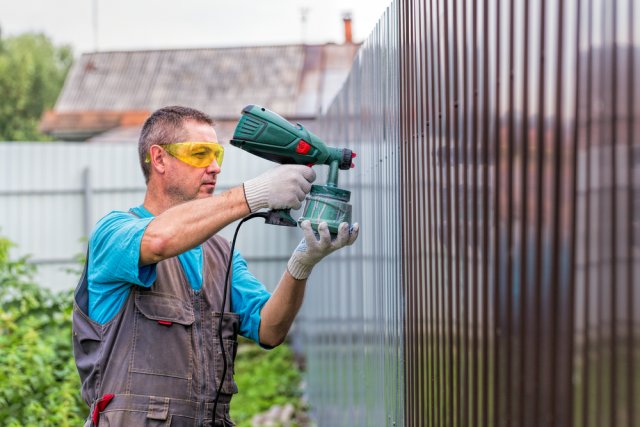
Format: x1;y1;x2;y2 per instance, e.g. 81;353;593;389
296;140;312;154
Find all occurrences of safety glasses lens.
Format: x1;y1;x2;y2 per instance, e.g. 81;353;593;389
146;142;224;167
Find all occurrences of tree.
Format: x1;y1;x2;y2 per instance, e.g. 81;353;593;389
0;33;72;141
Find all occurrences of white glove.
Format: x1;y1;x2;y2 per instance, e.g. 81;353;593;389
287;220;360;280
243;165;316;212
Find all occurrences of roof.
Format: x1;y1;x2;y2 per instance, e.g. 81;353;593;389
42;43;360;140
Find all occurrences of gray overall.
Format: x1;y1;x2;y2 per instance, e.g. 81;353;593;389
72;235;239;426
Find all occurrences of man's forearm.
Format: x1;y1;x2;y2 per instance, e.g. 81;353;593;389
258;271;307;347
140;186;250;265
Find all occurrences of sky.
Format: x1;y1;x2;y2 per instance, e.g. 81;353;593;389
0;0;393;55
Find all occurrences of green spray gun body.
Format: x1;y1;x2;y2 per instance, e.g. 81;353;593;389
230;104;355;234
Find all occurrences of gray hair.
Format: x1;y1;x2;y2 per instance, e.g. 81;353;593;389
138;106;215;183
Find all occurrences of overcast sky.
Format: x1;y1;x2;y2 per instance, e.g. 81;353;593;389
0;0;393;55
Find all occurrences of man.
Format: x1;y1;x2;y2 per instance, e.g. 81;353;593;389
72;106;359;426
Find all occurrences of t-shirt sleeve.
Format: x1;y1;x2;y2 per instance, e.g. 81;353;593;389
231;250;271;344
88;211;157;323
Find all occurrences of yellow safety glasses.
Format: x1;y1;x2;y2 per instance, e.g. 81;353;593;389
146;142;224;168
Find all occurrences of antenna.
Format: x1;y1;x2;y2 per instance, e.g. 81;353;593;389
300;7;309;44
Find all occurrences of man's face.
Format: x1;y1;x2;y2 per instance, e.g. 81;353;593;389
164;120;221;202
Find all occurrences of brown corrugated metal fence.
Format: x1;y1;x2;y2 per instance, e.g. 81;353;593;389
298;0;639;426
399;0;639;425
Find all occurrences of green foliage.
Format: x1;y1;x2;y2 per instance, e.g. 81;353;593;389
0;236;85;426
231;337;304;426
0;32;73;141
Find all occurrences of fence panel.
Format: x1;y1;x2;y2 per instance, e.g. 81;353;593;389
297;2;405;425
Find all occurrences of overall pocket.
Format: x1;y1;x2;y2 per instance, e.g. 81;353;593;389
99;410;173;426
72;304;103;404
214;338;239;395
130;292;195;396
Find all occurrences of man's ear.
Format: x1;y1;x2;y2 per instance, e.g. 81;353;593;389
149;145;167;174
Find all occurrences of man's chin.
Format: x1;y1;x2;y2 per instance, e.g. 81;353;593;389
198;185;215;197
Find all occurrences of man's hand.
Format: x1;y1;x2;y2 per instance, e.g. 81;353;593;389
286;220;360;280
243;165;316;212
259;220;359;347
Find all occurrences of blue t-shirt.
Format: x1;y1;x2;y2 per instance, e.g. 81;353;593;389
87;205;271;344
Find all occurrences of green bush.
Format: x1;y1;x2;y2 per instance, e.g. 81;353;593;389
0;237;84;426
231;338;304;426
0;236;304;426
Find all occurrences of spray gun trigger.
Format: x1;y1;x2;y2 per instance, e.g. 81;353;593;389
257;209;297;227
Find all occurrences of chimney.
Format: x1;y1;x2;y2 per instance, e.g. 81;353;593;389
343;12;353;44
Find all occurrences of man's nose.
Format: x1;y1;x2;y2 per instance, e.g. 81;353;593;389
206;159;221;174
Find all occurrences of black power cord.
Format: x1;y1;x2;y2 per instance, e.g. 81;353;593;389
212;212;271;425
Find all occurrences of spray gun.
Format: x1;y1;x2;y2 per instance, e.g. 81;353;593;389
230;104;356;234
